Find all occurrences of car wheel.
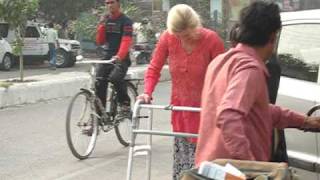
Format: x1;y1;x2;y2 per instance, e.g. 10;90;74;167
0;54;12;71
67;55;76;67
56;49;69;68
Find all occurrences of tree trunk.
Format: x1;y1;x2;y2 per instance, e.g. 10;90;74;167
17;28;24;82
19;54;24;82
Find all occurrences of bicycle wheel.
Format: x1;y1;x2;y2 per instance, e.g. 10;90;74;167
115;82;139;146
66;91;99;159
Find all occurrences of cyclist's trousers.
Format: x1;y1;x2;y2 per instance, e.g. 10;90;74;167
95;62;130;108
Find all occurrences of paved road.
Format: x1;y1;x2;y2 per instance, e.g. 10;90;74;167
0;81;178;180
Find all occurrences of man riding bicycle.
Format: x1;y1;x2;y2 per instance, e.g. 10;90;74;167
96;0;133;119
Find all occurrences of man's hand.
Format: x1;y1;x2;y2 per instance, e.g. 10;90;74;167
137;93;152;104
301;116;320;132
99;15;107;24
111;55;121;63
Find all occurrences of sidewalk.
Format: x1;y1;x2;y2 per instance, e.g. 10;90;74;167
0;65;170;109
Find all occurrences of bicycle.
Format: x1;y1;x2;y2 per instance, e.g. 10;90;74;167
66;58;141;160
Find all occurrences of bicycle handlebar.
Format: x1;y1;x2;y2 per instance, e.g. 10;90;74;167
76;59;116;64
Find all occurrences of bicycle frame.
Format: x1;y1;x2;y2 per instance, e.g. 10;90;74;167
66;58;141;159
76;59;140;129
126;100;200;180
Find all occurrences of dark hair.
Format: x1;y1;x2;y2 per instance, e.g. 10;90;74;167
237;1;281;47
229;23;240;47
48;22;54;28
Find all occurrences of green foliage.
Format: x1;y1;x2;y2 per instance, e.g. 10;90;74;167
0;81;13;88
0;0;39;81
0;0;39;55
38;0;96;24
72;12;99;41
120;1;141;21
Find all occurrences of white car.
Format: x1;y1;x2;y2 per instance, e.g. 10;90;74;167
0;21;81;68
0;36;13;71
276;9;320;179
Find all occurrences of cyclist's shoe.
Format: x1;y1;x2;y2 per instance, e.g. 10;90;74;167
116;104;132;120
82;125;100;136
81;119;98;136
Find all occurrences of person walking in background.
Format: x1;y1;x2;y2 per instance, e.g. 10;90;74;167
137;4;224;179
47;22;59;70
95;0;133;119
195;1;320;166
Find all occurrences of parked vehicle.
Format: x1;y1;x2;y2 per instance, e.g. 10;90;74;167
131;20;157;65
0;21;81;68
131;43;154;65
0;36;13;71
276;9;320;179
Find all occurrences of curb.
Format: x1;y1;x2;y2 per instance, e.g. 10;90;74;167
0;65;170;109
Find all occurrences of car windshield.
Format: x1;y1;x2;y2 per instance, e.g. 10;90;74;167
278;24;320;82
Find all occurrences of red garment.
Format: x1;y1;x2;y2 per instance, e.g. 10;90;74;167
144;28;225;142
95;12;133;61
195;44;305;166
117;34;132;60
96;24;106;45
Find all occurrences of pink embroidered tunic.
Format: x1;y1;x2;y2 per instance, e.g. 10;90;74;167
144;28;224;142
195;44;305;165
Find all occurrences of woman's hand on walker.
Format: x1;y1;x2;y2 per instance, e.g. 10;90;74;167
137;93;152;104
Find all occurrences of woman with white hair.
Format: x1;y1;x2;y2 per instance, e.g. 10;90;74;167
137;4;224;179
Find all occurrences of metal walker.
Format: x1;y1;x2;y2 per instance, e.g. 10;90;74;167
126;100;201;180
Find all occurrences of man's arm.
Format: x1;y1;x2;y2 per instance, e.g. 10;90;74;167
116;18;133;61
270;105;305;129
96;24;106;45
144;31;169;97
216;67;264;160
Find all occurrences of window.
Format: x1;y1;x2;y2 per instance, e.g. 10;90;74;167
153;0;162;11
24;26;40;38
0;23;9;38
277;24;320;82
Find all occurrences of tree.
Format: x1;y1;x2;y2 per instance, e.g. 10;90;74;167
38;0;97;24
0;0;39;81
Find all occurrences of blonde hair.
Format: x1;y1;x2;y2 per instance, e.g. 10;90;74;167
166;4;202;34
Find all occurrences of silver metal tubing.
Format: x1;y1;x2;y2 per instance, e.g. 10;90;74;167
126;100;144;180
126;100;201;180
146;108;153;180
132;130;198;138
139;104;201;112
76;59;116;64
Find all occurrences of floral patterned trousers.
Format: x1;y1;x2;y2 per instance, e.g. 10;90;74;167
173;137;196;180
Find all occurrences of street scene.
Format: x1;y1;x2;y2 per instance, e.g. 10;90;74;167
1;0;320;180
0;81;173;180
